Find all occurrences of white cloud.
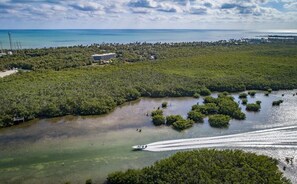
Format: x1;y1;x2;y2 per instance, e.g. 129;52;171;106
0;0;296;29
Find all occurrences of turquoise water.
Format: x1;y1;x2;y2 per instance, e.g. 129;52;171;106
0;29;297;49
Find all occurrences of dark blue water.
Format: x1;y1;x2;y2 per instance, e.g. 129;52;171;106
0;29;297;49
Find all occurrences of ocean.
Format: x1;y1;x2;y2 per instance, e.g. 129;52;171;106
0;29;297;49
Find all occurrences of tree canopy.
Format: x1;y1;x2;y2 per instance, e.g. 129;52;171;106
1;43;297;127
107;149;290;184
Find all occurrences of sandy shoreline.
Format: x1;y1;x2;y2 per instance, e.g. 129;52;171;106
0;69;18;78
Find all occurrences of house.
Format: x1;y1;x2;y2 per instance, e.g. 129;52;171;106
91;53;116;64
0;53;7;57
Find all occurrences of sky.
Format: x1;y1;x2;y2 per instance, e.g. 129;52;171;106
0;0;297;29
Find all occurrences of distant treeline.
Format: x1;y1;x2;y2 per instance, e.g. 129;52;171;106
1;41;296;71
0;43;297;127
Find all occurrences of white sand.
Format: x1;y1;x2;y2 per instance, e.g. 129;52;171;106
0;69;18;78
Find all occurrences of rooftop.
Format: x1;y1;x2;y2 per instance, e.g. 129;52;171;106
92;53;116;57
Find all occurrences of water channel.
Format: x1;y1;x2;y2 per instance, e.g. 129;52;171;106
0;90;297;183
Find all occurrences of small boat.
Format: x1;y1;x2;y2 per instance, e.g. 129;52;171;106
132;145;147;151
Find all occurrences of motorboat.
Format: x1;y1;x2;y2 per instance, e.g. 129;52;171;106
132;145;147;151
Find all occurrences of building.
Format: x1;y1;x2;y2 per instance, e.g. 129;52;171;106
92;53;116;64
0;53;7;57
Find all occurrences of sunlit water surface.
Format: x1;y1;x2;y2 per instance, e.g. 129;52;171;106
0;90;297;183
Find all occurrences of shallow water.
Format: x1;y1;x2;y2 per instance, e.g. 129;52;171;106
0;90;297;183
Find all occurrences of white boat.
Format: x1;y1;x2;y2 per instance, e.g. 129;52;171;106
132;145;147;151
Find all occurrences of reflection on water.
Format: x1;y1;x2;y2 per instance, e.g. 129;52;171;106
0;90;297;184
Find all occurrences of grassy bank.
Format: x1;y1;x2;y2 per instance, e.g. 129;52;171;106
1;43;297;127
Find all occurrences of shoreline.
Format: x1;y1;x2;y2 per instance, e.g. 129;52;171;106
1;89;296;129
0;30;296;50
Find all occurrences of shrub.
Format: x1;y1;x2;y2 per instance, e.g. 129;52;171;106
242;99;248;105
265;92;269;96
191;103;219;115
204;103;219;115
239;93;248;99
272;100;284;106
248;91;256;97
151;109;163;117
161;102;168;108
152;115;165;126
204;96;217;104
193;93;200;99
172;119;194;130
218;91;229;98
107;149;290;184
107;169;142;184
256;101;262;105
209;115;231;128
267;88;272;93
200;87;211;96
191;104;207;113
222;91;229;96
217;97;240;118
246;103;261;112
166;115;183;126
233;110;246;120
85;179;92;184
187;111;204;123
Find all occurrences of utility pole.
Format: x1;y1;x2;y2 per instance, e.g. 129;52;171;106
0;41;3;53
8;32;13;51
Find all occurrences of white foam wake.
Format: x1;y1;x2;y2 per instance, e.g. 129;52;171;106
143;125;297;152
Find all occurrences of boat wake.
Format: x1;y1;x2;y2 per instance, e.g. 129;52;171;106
144;125;297;152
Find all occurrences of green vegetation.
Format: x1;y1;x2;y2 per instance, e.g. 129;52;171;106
1;43;297;127
193;92;200;99
216;96;245;120
151;110;163;117
187;110;204;123
191;95;246;127
195;96;245;119
107;149;289;184
85;179;92;184
248;90;257;97
267;88;273;93
165;115;195;131
203;96;217;104
172;119;195;131
246;103;261;112
166;115;183;126
204;103;220;115
209;114;231;128
151;109;165;126
272;100;284;106
152;115;165;126
218;91;229;98
161;102;168;108
256;100;262;105
232;110;246;120
242;99;248;105
199;87;211;96
239;93;248;99
222;91;230;96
